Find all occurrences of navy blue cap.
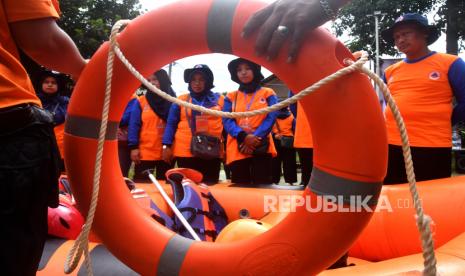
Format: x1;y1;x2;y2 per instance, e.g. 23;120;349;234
183;64;215;89
381;13;440;45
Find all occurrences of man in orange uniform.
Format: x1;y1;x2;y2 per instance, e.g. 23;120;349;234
381;13;465;183
0;1;86;274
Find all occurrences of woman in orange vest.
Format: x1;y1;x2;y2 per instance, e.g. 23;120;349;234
128;69;175;182
272;106;297;184
223;58;278;184
37;70;69;172
162;65;224;184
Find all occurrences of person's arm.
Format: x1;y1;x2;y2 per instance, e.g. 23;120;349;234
292;116;296;133
120;98;137;127
222;96;246;139
448;58;465;125
242;0;351;62
10;18;86;80
127;102;142;149
253;94;278;137
162;104;181;146
288;90;297;118
53;96;69;125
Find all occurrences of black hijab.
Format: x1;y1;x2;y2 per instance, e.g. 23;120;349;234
145;69;176;121
227;58;264;93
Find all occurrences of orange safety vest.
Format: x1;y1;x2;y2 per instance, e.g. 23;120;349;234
293;101;313;148
272;114;294;137
173;93;224;158
384;53;457;147
138;95;165;161
225;87;277;164
54;123;65;158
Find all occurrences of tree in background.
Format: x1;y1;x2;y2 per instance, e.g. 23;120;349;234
436;0;465;54
58;0;143;58
333;0;464;56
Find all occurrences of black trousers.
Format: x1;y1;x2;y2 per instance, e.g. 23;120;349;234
296;148;313;186
176;157;221;184
118;142;132;177
133;160;173;182
384;144;452;184
0;116;61;276
229;154;273;185
272;138;297;184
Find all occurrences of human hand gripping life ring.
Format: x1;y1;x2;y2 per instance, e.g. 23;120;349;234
64;0;387;274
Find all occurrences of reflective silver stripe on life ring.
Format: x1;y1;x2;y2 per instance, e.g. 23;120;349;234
309;167;382;206
157;235;195;276
65;115;118;140
207;0;241;54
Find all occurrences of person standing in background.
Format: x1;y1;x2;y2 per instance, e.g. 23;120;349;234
162;65;224;184
128;70;175;181
381;13;465;184
292;99;314;186
272;106;297;185
118;94;138;177
223;58;278;185
37;70;69;172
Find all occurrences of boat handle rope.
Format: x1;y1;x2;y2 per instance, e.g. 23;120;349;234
64;19;437;276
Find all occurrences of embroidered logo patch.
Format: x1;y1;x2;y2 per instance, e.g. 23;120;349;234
259;98;266;104
429;71;440;80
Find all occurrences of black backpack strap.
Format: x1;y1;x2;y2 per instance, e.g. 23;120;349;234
200;192;228;222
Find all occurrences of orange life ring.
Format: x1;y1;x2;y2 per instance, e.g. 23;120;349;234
64;0;387;274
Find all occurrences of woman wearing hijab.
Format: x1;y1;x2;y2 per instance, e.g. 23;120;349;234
223;58;278;185
128;69;176;181
162;64;224;184
37;70;69;172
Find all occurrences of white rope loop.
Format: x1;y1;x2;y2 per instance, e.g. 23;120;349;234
68;18;437;276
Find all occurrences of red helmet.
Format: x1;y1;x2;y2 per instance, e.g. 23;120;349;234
48;194;84;239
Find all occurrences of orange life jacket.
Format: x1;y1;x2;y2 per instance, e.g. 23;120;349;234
273;114;295;137
54;123;65;159
225;87;277;164
172;93;224;158
138;95;165;161
293;101;313;148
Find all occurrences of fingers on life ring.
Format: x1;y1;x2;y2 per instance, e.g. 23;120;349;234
64;0;387;275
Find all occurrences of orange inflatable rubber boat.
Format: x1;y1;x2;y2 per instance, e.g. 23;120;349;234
41;175;465;275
